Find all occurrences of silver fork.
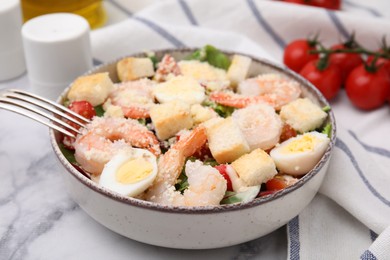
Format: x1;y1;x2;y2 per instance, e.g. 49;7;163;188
0;89;91;138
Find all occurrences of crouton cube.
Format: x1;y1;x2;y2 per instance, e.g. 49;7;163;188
178;60;228;81
117;57;155;82
280;98;328;133
206;117;250;163
150;101;193;140
231;148;277;186
227;55;252;87
67;72;113;106
103;99;124;118
190;104;218;125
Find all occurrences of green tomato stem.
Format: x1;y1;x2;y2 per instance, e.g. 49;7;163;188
310;47;390;59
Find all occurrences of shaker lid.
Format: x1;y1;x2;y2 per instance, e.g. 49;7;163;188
21;13;93;99
0;0;26;81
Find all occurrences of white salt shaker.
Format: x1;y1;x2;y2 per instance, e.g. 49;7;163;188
0;0;26;81
22;13;93;100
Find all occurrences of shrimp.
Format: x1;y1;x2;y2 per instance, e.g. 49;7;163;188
232;103;283;151
108;79;156;119
210;74;301;110
74;117;161;175
146;126;224;205
177;160;227;206
148;160;227;207
154;54;181;82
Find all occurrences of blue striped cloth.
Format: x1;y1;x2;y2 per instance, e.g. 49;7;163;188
93;0;390;258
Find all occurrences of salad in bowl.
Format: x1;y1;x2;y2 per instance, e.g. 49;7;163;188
51;45;335;248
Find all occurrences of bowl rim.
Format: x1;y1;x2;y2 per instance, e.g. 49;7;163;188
49;47;337;214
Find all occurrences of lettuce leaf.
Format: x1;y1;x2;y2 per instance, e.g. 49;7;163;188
186;45;231;70
94;105;105;117
221;186;261;205
322;123;332;138
322;105;331;112
59;143;77;165
175;171;189;193
202;100;235;118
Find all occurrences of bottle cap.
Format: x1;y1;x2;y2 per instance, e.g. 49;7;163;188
0;0;26;81
22;13;93;100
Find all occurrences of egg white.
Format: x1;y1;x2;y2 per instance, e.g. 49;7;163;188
153;75;205;104
270;131;330;176
99;148;158;197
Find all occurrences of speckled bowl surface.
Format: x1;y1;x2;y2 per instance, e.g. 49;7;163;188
50;48;336;249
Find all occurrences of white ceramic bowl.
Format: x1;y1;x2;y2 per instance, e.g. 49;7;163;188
50;48;336;249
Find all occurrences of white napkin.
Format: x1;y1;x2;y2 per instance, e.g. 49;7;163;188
92;0;390;258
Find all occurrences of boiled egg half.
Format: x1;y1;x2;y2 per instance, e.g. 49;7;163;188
270;131;330;176
99;148;158;197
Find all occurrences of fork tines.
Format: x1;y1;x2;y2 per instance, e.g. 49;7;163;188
0;89;90;138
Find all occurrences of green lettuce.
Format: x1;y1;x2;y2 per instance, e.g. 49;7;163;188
186;45;231;70
59;143;77;165
221;186;261;205
202;100;235;118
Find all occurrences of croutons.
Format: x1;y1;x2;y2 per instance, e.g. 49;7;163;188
67;72;113;106
279;98;327;133
227;55;252;87
153;75;205;104
116;57;155;82
206;117;250;163
190;104;218;125
178;60;228;82
150;101;193;140
231;148;277;186
103;99;124;118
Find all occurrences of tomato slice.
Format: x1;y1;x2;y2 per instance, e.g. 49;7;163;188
266;177;288;191
215;164;233;191
62;101;96;149
68;101;96;120
279;123;297;143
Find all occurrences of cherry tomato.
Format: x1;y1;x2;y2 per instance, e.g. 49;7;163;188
309;0;341;10
366;52;390;75
299;59;342;100
283;0;306;4
345;64;390;110
62;135;76;150
68;101;96;120
283;39;319;73
259;177;289;197
63;101;96;149
193;145;213;160
215;164;233;191
259;190;276;197
329;44;363;83
279;123;297;143
266;177;288;191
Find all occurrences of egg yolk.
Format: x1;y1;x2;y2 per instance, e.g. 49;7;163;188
282;134;319;153
116;158;153;184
